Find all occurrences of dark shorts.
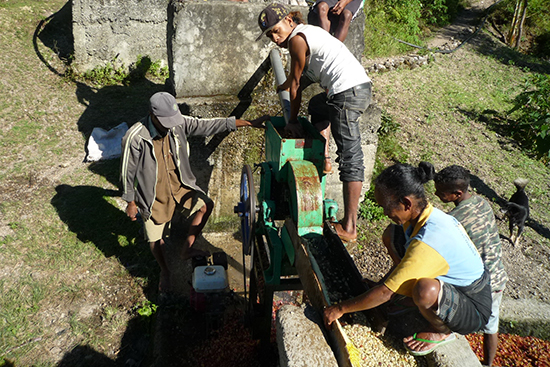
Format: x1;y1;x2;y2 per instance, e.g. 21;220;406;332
438;270;493;335
308;83;371;182
391;225;492;334
308;0;364;25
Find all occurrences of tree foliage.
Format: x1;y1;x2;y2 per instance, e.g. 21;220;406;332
508;74;550;160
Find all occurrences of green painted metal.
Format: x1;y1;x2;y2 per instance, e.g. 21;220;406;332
265;117;326;181
280;224;295;266
324;199;339;222
287;160;324;236
252;116;334;285
257;162;272;205
263;226;284;285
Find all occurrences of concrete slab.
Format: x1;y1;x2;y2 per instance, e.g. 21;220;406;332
386;310;482;367
277;305;338;367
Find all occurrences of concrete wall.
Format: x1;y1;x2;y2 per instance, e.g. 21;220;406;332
171;2;272;97
72;0;365;97
72;0;170;72
170;2;365;97
72;0;375;220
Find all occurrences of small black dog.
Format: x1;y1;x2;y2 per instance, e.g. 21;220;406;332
502;178;529;246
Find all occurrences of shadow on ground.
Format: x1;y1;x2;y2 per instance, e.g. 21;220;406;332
469;174;550;242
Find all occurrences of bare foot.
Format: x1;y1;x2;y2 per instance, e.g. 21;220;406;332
331;221;357;243
403;331;454;355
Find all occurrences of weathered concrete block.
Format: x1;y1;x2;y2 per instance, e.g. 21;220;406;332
387;310;482;367
170;2;364;97
177;96;265;221
72;0;170;72
171;2;270;97
72;0;365;98
276;304;338;367
427;334;482;367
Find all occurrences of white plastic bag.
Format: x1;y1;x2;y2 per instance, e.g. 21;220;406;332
86;122;128;162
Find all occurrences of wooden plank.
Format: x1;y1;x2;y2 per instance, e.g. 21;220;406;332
284;218;353;367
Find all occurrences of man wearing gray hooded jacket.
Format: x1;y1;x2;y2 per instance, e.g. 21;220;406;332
121;92;267;293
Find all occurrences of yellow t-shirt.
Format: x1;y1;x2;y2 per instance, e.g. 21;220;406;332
384;203;484;297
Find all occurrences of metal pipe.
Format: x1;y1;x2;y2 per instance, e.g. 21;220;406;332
269;48;291;124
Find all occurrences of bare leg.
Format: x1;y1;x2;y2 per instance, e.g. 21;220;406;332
316;2;331;32
483;332;498;367
182;200;214;259
332;181;362;241
333;10;352;42
150;239;171;293
315;120;332;173
404;278;452;353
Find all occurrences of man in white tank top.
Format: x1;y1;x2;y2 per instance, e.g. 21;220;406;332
257;4;372;243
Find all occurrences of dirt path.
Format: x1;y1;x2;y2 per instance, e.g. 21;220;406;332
427;0;496;50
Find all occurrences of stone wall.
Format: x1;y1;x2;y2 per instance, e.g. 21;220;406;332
72;0;364;98
72;0;375;220
72;0;170;72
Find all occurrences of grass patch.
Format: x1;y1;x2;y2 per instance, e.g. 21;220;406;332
67;55;169;88
363;0;468;57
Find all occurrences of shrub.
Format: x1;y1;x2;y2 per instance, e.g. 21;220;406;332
359;185;386;221
508;73;550;160
364;0;465;57
69;55;168;87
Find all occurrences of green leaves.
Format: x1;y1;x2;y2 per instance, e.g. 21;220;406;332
136;300;157;318
364;0;463;56
508;73;550;160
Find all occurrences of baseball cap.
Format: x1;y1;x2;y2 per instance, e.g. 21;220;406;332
256;3;289;41
149;92;183;128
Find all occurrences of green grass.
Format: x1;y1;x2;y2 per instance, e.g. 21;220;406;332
1;0;549;365
360;35;550;261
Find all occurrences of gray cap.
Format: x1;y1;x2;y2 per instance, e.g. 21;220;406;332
149;92;183;128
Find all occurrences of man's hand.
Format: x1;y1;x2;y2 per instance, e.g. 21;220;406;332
126;201;138;221
323;304;344;329
236;115;270;128
331;0;351;15
277;83;290;93
284;120;305;138
250;115;271;128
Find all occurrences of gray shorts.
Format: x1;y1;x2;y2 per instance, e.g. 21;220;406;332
482;289;504;334
308;84;371;182
437;270;493;335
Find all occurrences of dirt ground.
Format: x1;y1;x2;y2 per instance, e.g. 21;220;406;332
2;0;549;366
351;0;550;339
